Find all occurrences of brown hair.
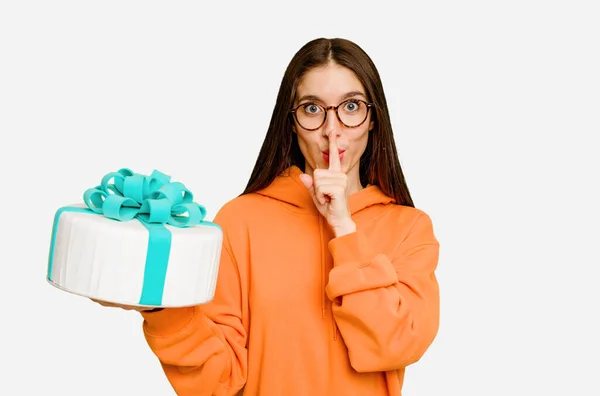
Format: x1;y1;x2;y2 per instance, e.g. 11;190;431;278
241;37;414;207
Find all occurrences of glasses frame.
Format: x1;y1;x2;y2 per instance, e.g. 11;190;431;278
290;99;374;131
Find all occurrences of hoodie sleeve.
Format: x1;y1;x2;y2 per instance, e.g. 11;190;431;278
140;214;248;396
325;211;440;373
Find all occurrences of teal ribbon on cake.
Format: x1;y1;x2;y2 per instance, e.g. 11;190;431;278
82;168;207;228
47;168;216;306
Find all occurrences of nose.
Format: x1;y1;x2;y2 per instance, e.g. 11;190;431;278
322;107;342;138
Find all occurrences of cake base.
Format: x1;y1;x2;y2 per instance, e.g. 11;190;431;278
47;204;223;308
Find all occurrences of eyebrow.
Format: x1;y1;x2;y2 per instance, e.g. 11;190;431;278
296;91;367;104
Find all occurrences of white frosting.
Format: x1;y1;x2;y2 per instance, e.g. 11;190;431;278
47;205;222;307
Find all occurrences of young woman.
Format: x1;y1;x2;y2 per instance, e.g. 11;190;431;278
100;37;440;396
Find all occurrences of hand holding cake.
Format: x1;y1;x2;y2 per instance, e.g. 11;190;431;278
91;298;154;312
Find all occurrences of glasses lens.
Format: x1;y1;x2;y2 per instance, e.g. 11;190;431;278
338;100;368;127
295;103;325;130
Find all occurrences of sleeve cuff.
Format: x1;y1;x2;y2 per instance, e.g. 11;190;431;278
326;231;398;300
141;306;196;337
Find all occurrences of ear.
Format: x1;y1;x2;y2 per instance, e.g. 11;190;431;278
369;119;375;131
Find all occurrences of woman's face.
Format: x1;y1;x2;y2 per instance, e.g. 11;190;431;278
292;63;374;181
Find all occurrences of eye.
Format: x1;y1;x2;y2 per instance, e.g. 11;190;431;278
302;103;322;114
343;100;360;112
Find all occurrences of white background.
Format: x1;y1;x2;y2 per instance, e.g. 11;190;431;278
1;1;599;395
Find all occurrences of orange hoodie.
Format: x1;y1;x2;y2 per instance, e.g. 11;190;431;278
140;165;440;396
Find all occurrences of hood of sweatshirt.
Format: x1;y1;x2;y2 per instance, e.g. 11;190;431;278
255;165;394;216
254;165;395;339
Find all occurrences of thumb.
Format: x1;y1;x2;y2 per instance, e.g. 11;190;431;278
299;173;323;206
299;173;313;190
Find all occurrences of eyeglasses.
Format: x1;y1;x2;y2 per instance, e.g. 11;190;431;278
290;99;374;131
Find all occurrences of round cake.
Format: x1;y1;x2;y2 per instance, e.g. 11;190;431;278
46;168;223;308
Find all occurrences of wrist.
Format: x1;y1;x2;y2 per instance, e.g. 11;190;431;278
333;218;356;237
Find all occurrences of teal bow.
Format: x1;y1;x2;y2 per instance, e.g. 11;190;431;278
82;168;207;227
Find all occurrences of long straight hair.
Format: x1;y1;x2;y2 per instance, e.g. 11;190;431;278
241;38;414;207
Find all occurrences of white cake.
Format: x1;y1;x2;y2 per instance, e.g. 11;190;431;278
46;168;223;308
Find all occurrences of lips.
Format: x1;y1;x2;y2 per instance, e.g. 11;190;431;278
323;149;345;155
322;149;345;163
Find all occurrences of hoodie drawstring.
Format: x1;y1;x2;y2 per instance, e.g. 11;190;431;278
318;216;338;341
318;216;325;320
